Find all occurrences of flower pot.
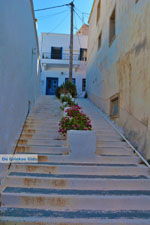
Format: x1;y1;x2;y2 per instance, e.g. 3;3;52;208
67;130;96;161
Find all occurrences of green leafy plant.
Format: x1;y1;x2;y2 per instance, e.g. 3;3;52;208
64;81;77;98
60;95;77;107
55;80;77;98
61;95;72;103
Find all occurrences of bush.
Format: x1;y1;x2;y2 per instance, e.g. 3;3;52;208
64;81;77;98
58;105;92;136
60;95;76;107
61;95;72;103
55;86;62;99
55;80;77;98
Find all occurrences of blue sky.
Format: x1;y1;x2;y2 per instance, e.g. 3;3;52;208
33;0;93;34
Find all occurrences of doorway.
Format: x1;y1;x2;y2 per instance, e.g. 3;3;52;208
46;78;58;95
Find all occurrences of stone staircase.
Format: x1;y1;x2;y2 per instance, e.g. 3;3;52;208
0;96;150;225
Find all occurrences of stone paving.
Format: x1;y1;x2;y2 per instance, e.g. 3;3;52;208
0;96;150;224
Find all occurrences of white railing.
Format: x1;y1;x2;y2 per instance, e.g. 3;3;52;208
41;52;87;61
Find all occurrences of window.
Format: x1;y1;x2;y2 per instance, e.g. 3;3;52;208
109;7;116;46
51;47;62;59
79;48;87;61
97;0;101;23
82;79;86;91
98;32;102;49
65;78;76;85
110;94;119;118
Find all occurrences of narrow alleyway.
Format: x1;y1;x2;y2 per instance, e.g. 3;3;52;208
0;96;150;224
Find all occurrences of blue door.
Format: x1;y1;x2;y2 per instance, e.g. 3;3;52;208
46;78;58;95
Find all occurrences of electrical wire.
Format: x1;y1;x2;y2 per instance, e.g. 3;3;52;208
74;12;82;48
35;3;70;12
74;9;83;22
49;12;69;33
74;7;90;25
75;7;90;15
37;10;68;20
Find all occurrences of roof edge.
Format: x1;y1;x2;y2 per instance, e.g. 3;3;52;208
29;0;39;54
88;0;96;24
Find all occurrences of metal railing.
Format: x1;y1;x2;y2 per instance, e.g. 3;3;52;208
98;108;150;168
41;52;87;61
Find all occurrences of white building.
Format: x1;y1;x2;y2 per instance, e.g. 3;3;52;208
0;0;40;178
39;25;88;97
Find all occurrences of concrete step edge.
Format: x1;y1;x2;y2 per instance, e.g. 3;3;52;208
1;215;150;225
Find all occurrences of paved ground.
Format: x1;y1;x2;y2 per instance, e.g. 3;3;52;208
0;96;150;224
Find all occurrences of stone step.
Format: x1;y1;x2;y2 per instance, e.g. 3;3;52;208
16;144;133;156
16;154;140;164
15;146;69;154
18;140;128;148
23;127;59;132
3;175;150;190
25;120;59;124
97;141;129;148
20;134;63;140
96;147;134;156
96;131;120;136
96;130;119;135
19;135;122;141
23;125;58;130
18;139;66;146
21;130;118;136
4;187;150;196
96;136;122;141
9;164;149;176
21;131;60;138
22;129;59;134
7;172;149;180
2;190;150;210
1;208;150;224
24;122;58;125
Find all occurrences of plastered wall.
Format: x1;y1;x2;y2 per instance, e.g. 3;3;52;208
0;0;40;176
87;0;150;158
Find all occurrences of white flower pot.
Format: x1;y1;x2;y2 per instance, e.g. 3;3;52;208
67;130;96;161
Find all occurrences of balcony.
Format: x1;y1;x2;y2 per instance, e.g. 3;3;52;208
41;52;87;68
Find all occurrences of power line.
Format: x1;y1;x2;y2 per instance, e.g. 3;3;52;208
49;12;69;33
74;7;90;24
74;13;81;48
34;3;70;12
75;7;90;15
37;10;68;20
74;9;83;23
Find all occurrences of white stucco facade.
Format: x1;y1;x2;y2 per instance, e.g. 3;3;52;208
87;0;150;159
39;30;88;97
0;0;40;176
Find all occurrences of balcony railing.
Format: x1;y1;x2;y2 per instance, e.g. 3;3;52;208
41;52;87;61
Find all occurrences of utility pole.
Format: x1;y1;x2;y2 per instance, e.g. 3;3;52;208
69;1;74;82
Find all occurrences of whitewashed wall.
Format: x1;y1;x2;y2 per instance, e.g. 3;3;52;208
40;69;86;97
0;0;40;176
87;0;150;159
40;33;88;96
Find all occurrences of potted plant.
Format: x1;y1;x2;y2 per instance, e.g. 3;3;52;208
58;105;96;160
